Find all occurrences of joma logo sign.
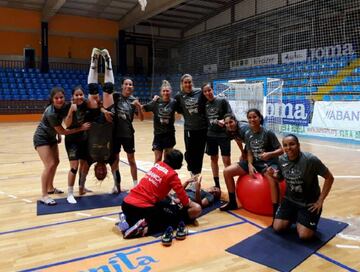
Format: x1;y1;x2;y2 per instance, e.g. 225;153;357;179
266;103;308;120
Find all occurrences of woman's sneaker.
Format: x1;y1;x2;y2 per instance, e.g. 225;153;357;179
161;226;174;246
123;219;147;239
115;213;129;233
175;221;188;240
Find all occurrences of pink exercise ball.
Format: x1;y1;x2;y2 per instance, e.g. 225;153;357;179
236;173;286;216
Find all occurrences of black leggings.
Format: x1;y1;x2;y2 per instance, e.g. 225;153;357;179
122;200;188;235
184;129;207;175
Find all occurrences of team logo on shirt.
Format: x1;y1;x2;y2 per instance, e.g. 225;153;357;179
206;106;219;125
158;105;172;124
249;138;265;160
184;97;198;114
284;167;303;193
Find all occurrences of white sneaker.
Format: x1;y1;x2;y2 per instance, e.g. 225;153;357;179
101;49;112;70
111;186;119;194
67;194;77;204
91;47;101;58
101;48;110;59
90;48;101;68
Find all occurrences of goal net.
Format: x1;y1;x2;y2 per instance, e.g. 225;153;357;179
213;77;284;133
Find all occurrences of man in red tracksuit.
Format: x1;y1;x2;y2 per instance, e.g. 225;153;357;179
121;149;201;238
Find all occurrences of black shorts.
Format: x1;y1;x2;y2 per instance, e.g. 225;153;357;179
152;132;176;151
113;136;135;154
275;198;322;231
33;134;57;149
206;136;231;156
238;160;278;174
65;138;87;161
122;198;189;235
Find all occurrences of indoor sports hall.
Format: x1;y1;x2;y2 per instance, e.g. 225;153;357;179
0;0;359;271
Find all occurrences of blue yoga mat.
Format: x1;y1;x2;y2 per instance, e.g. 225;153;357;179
37;192;127;216
226;218;348;272
200;200;224;216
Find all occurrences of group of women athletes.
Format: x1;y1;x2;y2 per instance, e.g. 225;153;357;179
33;48;334;240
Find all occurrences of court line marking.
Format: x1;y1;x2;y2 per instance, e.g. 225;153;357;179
101;216;117;222
301;141;360;152
334;176;360;179
4;155;358;270
2;204;356;272
19;220;247;272
315;252;358;272
75;212;92;217
336;244;360;249
227;211;357;272
21;198;32;203
0;212;118;236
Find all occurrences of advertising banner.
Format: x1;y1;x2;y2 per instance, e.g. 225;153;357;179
281;49;307;64
266;99;312;126
310;101;360;130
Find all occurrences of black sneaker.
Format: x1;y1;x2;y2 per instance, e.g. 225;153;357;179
123;218;147;239
161;226;173;246
219;202;238;211
175;221;187;240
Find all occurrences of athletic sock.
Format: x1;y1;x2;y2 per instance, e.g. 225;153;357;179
102;49;114;83
272;203;279;219
88;48;99;84
112;170;121;191
67;186;76;204
213;177;220;188
133;180;138;187
229;192;237;204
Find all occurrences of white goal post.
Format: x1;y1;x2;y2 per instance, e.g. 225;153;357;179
213;77;284;133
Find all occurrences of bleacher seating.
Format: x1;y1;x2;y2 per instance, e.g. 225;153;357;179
1;54;360;105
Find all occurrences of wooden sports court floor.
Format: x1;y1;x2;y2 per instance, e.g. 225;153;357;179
0;119;359;271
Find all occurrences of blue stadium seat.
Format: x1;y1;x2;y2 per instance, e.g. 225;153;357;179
12;94;20;100
19;89;27;95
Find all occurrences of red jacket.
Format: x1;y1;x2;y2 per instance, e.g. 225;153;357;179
124;161;190;208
